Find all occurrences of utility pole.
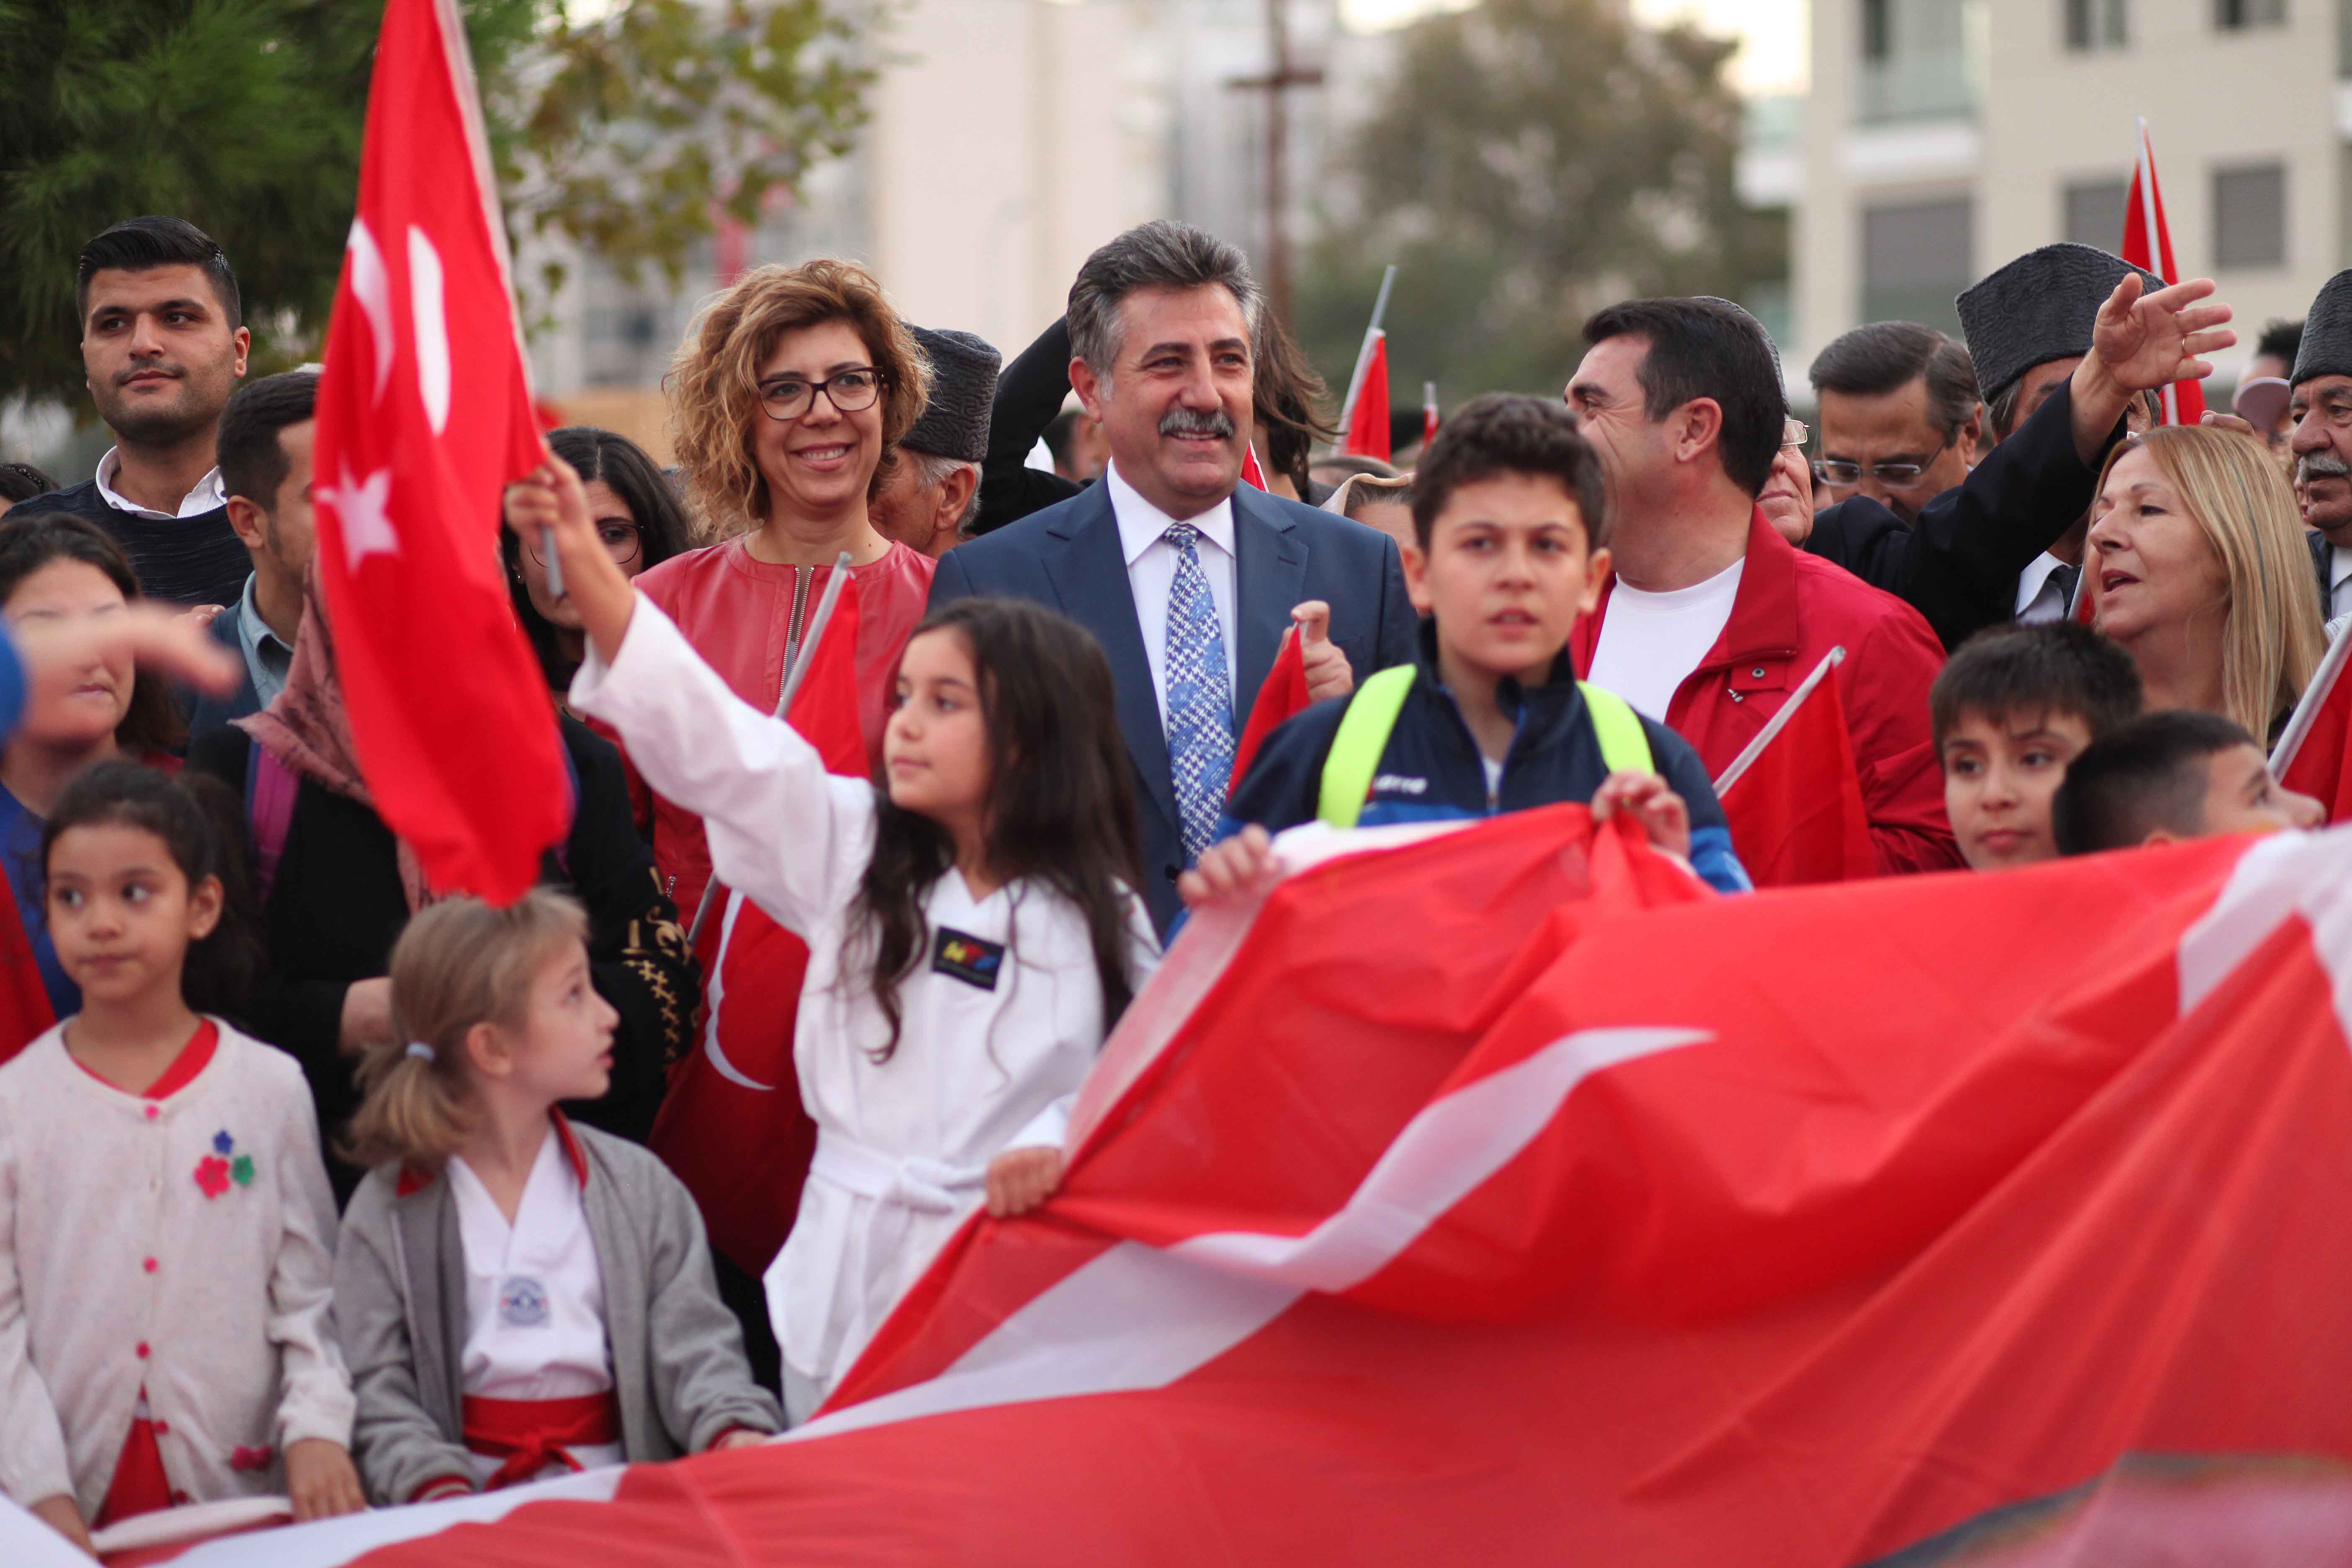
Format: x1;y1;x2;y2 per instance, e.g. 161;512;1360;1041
1225;0;1324;327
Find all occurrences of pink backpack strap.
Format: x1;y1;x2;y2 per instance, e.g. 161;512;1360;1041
245;741;299;908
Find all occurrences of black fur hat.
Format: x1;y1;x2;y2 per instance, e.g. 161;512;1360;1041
1956;243;2162;401
902;325;1001;463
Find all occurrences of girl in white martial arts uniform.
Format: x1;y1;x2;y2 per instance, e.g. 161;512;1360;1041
333;892;780;1506
514;456;1159;1422
0;763;362;1554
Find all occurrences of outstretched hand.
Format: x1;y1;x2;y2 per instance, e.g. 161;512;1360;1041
2091;273;2235;393
504;454;636;665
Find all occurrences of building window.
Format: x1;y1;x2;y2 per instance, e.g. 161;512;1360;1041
2065;0;2130;46
2215;0;2286;27
2213;163;2287;268
2063;179;2130;248
1862;197;1973;333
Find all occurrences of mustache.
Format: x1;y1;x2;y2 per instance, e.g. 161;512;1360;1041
114;362;185;387
2297;452;2352;484
1158;407;1236;439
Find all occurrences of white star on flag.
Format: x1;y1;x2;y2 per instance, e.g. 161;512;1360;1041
328;464;398;571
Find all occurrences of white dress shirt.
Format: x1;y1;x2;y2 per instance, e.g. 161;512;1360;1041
2014;552;2073;625
2329;545;2352;622
1105;462;1239;728
93;447;227;519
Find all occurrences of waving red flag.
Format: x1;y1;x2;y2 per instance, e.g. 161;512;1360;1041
650;580;864;1274
1228;625;1311;792
2122;116;2208;425
1240;443;1269;490
1344;331;1393;461
1716;652;1877;886
311;0;567;902
0;903;53;1066
2278;635;2352;821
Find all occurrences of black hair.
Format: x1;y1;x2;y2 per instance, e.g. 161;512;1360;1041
1930;623;2144;753
217;371;319;510
75;216;241;330
2050;709;2262;856
1410;393;1608;553
504;427;693;689
1808;322;1981;441
1581;297;1786;497
1253;311;1337;496
1042;407;1083;469
39;760;262;1017
1987;370;2161;443
0;513;183;756
2254;318;2303;366
0;463;56;506
851;597;1142;1063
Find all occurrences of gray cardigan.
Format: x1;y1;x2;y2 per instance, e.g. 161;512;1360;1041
333;1118;781;1504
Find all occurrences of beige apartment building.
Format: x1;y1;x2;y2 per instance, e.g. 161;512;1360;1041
1792;0;2346;378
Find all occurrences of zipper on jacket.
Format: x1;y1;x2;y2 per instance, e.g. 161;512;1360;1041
1434;682;1519;812
778;565;814;701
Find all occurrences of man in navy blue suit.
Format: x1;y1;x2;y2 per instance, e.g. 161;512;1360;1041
931;220;1418;934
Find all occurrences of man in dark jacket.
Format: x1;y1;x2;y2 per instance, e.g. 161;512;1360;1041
188;370;320;738
1803;244;2223;650
2285;270;2352;624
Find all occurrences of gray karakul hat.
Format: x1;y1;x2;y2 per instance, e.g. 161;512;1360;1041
902;325;1002;464
1956;243;2164;401
2290;270;2352;386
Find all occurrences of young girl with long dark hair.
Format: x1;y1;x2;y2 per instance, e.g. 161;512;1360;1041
0;762;360;1553
333;890;778;1504
511;455;1158;1421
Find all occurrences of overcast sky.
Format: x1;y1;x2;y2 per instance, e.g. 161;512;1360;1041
1340;0;1807;96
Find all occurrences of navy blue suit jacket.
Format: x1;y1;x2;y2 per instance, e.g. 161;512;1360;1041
928;477;1420;935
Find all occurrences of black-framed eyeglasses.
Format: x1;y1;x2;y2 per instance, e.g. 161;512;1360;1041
759;367;886;422
526;521;642;568
1813;433;1952;489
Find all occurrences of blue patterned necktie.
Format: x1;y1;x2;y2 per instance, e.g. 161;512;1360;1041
1161;521;1235;863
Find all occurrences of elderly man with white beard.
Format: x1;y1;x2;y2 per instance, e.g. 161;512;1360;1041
2287;271;2352;623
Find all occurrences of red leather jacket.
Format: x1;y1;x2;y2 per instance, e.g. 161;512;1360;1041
1574;508;1960;876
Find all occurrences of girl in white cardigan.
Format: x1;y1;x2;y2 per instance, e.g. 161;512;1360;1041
0;762;360;1553
513;457;1159;1421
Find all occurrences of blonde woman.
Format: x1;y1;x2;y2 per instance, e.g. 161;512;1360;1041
508;261;936;925
2087;423;2324;743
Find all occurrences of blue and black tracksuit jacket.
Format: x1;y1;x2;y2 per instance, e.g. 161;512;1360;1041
1219;625;1751;895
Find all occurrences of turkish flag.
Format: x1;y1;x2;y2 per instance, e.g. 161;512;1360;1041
311;0;569;902
650;580;865;1274
2280;647;2352;822
1718;665;1877;886
1228;625;1312;793
2122;118;2208;425
1344;331;1393;462
1240;443;1269;490
0;897;53;1065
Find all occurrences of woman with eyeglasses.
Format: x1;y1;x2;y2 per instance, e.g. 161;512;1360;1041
560;260;938;931
507;427;691;698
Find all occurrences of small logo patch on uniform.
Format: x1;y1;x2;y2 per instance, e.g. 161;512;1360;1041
1371;773;1429;796
498;1276;551;1328
931;927;1005;990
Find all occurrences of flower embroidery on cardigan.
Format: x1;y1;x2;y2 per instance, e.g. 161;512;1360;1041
196;1131;253;1197
195;1155;231;1198
229;1444;274;1472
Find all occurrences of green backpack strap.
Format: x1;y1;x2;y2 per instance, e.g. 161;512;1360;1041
1576;682;1653;775
1316;665;1418;828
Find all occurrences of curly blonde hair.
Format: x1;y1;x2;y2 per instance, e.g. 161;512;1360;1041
2092;423;2324;740
666;258;931;539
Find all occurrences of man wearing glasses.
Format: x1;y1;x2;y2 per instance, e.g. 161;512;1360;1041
1808;323;1980;526
2285;271;2352;623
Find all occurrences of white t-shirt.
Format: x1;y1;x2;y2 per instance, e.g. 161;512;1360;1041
1588;559;1745;721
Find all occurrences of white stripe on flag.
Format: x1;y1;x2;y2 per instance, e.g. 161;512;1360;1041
793;1026;1707;1443
159;1466;626;1568
2177;822;2352;1032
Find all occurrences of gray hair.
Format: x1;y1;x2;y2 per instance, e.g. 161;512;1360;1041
1067;220;1261;379
905;447;982;537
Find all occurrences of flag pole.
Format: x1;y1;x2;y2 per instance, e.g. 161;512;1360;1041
1331;263;1398;452
2133;116;2180;426
686;549;854;948
2270;624;2352;776
1712;647;1847;797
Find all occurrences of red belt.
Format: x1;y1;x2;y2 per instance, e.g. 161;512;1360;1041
461;1391;620;1491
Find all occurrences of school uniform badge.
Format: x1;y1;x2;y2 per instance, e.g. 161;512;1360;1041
499;1276;551;1328
931;927;1006;990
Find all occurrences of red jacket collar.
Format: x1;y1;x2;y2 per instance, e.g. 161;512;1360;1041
1577;506;1800;675
396;1110;591;1198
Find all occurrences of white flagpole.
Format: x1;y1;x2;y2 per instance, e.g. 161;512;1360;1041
1711;647;1847;798
686;549;854;948
2270;623;2352;776
1331;264;1398;450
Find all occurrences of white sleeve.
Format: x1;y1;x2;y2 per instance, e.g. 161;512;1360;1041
266;1067;356;1449
569;594;877;932
0;1101;72;1510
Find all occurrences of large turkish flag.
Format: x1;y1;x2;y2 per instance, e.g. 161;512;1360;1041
311;0;568;902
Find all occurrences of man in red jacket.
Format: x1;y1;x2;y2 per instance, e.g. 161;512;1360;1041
1565;297;1961;874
